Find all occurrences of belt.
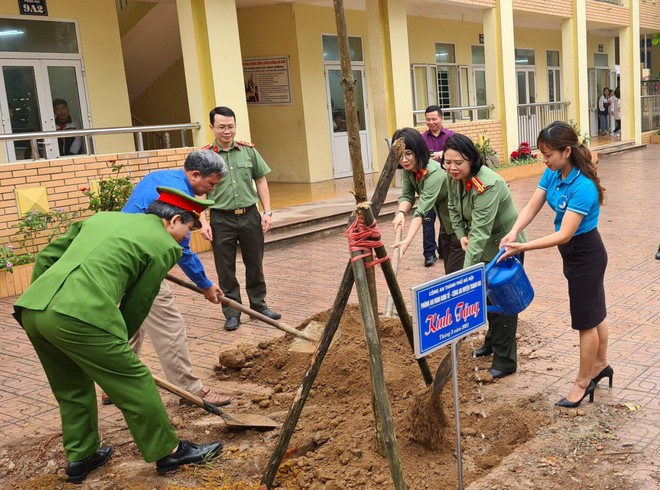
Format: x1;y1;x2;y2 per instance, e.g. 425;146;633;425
214;204;257;215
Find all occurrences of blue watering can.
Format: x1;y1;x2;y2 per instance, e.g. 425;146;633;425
484;247;534;315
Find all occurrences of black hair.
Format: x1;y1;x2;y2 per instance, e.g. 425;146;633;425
613;87;620;98
146;201;196;225
209;106;236;125
53;98;68;108
184;149;228;178
391;127;430;169
537;121;605;204
425;105;443;116
442;134;483;175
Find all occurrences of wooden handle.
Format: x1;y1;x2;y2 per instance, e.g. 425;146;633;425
152;374;222;416
165;274;317;342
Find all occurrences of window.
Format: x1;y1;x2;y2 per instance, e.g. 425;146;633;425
594;53;608;67
472;46;487;119
0;18;78;54
547;50;561;102
515;48;535;66
435;43;456;64
322;35;363;62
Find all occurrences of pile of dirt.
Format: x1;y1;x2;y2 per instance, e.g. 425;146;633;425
215;305;549;489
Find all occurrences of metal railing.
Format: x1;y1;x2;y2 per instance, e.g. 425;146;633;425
641;95;660;133
412;105;494;125
517;101;570;147
131;116;167;151
0;123;200;161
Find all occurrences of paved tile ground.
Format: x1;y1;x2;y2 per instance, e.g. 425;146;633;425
0;145;658;484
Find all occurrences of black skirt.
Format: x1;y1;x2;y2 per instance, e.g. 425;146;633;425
558;228;608;330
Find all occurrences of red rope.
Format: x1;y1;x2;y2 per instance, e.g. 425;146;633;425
344;215;389;268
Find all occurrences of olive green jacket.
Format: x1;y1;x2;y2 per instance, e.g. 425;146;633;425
398;159;455;235
447;166;526;267
14;213;182;340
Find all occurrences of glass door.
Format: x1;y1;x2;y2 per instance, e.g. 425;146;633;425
325;67;372;179
516;68;538;145
0;59;87;161
472;67;487;120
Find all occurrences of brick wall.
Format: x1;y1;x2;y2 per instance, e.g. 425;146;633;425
641;130;654;145
444;119;505;162
443;0;495;7
586;0;629;25
0;148;193;254
639;1;660;31
512;0;572;18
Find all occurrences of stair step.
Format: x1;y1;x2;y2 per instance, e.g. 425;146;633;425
596;141;646;156
265;201;399;250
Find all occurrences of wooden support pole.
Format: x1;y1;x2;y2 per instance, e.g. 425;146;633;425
359;205;434;386
261;151;400;489
350;210;408;489
384;226;402;317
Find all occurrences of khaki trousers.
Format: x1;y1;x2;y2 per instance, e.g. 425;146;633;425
129;281;203;394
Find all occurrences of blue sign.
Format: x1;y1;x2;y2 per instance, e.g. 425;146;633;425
411;264;487;358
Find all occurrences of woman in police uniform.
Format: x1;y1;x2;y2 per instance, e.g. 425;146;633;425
444;134;526;379
501;121;609;408
391;127;464;275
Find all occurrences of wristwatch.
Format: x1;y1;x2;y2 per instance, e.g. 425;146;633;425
263;211;273;217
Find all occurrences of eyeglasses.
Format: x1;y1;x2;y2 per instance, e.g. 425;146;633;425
400;150;415;160
213;125;236;132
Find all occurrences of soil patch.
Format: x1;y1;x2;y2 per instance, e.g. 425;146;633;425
0;305;640;489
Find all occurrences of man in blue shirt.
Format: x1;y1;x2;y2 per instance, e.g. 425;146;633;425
107;149;231;408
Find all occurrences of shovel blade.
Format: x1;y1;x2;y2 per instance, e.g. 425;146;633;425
221;412;280;430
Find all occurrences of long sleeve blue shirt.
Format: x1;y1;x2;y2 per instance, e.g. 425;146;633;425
122;168;213;290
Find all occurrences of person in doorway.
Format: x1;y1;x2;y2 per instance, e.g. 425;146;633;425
53;98;83;155
13;188;224;483
500;121;610;408
420;105;455;267
106;149;231;408
609;87;621;138
203;106;280;332
445;134;527;379
333;112;347;132
597;88;610;136
391;127;464;275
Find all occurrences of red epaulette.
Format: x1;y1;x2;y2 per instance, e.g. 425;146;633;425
465;176;486;194
201;144;218;153
235;140;255;148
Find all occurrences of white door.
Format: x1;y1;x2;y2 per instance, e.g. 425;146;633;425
516;68;538;145
325;67;372;179
0;59;88;161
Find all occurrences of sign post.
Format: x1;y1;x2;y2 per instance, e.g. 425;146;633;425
411;264;488;489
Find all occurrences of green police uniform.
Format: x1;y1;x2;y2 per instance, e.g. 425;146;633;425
447;166;527;373
14;211;185;464
205;141;273;317
399;160;464;274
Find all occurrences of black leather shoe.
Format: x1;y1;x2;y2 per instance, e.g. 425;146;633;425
255;308;282;320
489;368;515;379
66;446;113;484
424;256;437;267
656;247;660;260
224;317;240;331
156;440;223;475
473;346;493;358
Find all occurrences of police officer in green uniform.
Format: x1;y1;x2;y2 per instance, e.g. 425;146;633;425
391;127;463;274
444;134;527;378
13;188;223;483
202;106;280;331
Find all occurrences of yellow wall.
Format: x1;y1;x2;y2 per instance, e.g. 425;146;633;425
130;58;191;148
0;0;134;162
292;4;374;183
237;4;309;182
586;35;616;69
407;15;482;66
515;27;563;104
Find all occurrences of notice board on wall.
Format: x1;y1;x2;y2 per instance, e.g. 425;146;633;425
242;57;292;105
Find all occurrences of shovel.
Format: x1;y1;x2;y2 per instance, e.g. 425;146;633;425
152;374;280;430
165;274;317;343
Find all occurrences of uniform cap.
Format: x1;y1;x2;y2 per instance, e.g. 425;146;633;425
156;186;214;229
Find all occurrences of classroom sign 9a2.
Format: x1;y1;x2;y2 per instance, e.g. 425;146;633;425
411;264;487;358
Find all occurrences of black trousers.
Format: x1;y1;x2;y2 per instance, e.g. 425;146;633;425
439;232;464;275
210;207;268;318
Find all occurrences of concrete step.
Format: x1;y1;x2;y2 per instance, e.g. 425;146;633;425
595;140;647;156
265;200;399;250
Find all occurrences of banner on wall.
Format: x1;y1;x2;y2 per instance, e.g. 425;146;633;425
242;57;292;105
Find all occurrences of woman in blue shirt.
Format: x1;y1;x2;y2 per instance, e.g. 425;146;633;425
500;121;610;408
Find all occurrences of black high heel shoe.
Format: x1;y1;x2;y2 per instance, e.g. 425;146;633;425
591;365;614;388
555;381;596;408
